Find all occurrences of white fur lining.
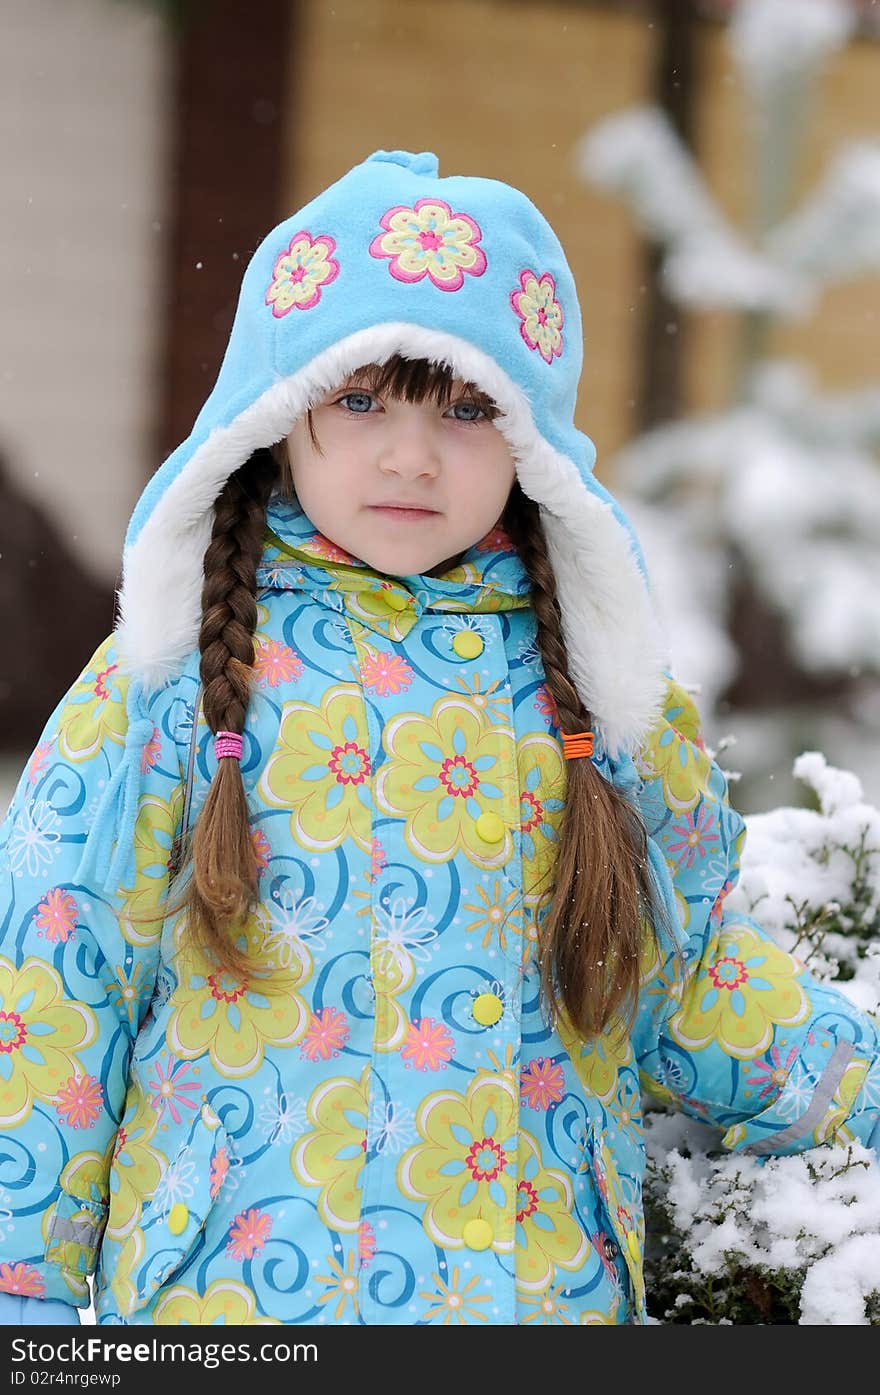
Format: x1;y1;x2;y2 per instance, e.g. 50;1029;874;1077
116;323;669;756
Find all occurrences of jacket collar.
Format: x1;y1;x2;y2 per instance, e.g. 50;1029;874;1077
257;492;531;641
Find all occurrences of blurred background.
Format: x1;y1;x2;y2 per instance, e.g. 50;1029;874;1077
2;0;880;816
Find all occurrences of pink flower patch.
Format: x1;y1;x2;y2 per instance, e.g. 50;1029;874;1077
251;827;271;873
534;684;558;727
510;269;564;364
300;532;357;564
210;1147;230;1200
147;1056;200;1126
667;804;719;870
0;1009;26;1056
748;1044;799;1100
253;639;304;688
366;837;387;884
140;726;162;773
34;887;78;943
520;1057;565;1111
265;231;339;317
93;664;118;702
300;1007;350;1062
54;1073;103;1130
226;1207;272;1261
400;1017;454;1071
466;1135;506;1183
369;199;487;291
476;524;513;553
516;1177;540;1224
520;790;544;836
360;651;414;697
28;740;54;784
358;1220;376;1268
0;1262;45;1298
328;741;370;786
708;955;748;993
709;878;735;928
439;754;479;799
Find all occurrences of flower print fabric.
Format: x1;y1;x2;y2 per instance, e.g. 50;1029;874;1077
369;199;487;290
265;231;339;316
0;493;878;1326
510;269;564;363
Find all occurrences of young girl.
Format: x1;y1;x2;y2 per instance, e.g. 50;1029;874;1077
1;149;878;1328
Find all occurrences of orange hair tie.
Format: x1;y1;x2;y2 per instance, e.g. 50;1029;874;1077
561;730;594;760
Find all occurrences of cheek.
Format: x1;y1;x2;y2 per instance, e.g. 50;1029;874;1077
290;444;342;499
450;439;514;502
288;457;311;502
480;450;516;515
288;462;335;528
485;430;516;481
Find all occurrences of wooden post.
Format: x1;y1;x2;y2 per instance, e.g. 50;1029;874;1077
155;0;294;466
637;0;697;433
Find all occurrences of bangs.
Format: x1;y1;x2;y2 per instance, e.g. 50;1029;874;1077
346;355;499;417
291;354;502;455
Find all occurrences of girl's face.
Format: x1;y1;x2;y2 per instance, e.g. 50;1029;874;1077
283;371;516;576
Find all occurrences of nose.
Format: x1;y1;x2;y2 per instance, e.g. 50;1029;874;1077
376;411;441;480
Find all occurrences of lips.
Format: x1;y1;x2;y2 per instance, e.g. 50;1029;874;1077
368;503;439;517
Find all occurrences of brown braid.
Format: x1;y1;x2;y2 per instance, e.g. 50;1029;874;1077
503;482;658;1040
180;447;278;975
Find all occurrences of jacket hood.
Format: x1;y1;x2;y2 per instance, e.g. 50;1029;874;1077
116;148;668;757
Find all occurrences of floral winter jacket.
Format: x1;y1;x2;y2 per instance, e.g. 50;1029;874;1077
1;495;878;1327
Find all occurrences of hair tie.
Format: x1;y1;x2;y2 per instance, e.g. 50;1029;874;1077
214;730;244;761
561;730;594;760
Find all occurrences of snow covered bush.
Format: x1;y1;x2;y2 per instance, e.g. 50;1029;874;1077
644;751;880;1323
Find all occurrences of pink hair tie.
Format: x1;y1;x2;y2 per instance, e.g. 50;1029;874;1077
214;730;244;761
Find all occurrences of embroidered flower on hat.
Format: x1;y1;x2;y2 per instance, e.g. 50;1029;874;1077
510;269;564;363
369;198;487;291
265;231;340;317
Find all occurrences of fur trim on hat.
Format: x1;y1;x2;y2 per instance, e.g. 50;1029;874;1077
116;323;668;756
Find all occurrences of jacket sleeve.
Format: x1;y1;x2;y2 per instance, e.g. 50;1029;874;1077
632;678;880;1156
0;1293;79;1324
0;636;186;1307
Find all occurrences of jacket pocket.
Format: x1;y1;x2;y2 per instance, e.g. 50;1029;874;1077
111;1101;231;1318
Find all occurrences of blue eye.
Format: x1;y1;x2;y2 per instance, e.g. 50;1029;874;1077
339;391;376;414
447;400;486;422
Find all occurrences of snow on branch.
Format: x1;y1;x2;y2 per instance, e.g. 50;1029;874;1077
767;142;880;283
576;106;811;314
730;0;856;96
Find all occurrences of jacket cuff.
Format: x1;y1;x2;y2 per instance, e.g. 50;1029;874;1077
722;1039;877;1155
